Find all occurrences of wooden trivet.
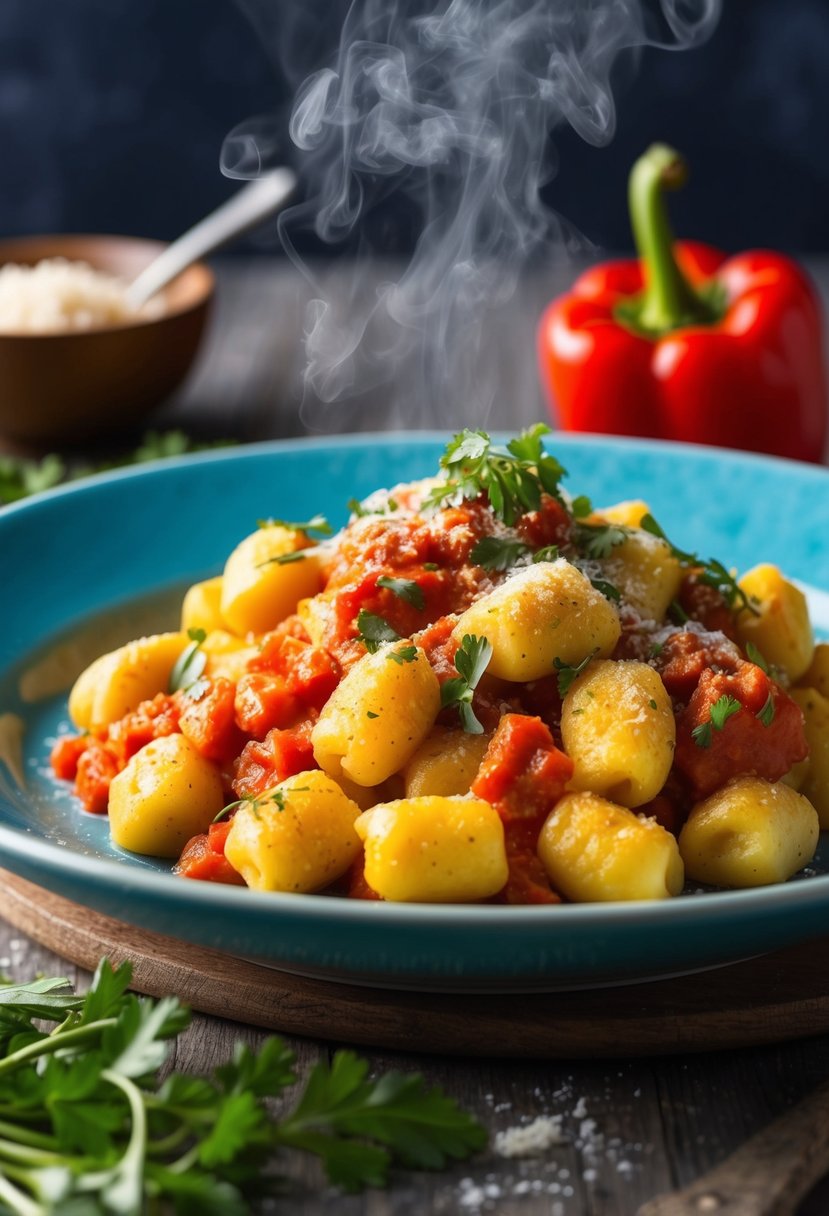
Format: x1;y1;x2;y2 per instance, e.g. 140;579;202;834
2;867;827;1058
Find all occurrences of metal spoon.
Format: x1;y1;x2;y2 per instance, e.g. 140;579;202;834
126;167;296;310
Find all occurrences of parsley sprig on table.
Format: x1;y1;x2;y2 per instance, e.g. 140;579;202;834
0;960;485;1214
425;424;567;525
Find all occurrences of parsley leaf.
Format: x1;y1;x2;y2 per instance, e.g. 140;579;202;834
214;790;286;823
570;495;593;518
590;578;621;602
553;649;599;697
440;635;493;734
757;692;776;727
169;628;208;693
533;545;559;564
0;453;65;504
276;1051;486;1192
691;693;743;748
424;425;567;525
376;575;426;609
745;641;769;673
470;536;531;571
257;549;309;567
575;523;629;560
0;432;235;507
640;513;758;616
387;645;418;665
356;610;401;653
258;514;332;536
348;496;399;518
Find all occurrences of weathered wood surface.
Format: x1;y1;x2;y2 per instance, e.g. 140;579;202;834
5;914;829;1215
4;258;829;1212
8;869;829;1062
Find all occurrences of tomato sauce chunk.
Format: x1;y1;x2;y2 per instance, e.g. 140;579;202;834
234;673;298;738
75;742;119;815
107;692;181;767
179;678;245;765
50;734;89;781
232;719;317;799
175;820;245;885
472;713;572;905
674;662;808;800
472;713;573;821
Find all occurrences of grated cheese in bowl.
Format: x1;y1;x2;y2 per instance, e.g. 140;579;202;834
0;257;164;334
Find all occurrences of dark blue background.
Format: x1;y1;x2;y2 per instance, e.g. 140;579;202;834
2;0;827;256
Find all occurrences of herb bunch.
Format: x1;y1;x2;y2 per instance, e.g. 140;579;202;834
425;424;566;525
0;961;484;1215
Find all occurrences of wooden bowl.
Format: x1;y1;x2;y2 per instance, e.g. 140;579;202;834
0;235;214;444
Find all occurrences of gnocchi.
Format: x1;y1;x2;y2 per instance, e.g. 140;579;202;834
52;425;823;908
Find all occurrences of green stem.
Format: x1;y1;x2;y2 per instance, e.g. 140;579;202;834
0;1124;57;1153
0;1019;117;1078
94;1070;146;1216
626;143;718;335
0;1140;64;1167
0;1171;43;1216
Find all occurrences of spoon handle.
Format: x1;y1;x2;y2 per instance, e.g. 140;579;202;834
127;167;296;308
638;1079;829;1216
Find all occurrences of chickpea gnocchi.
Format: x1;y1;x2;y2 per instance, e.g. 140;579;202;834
51;426;826;907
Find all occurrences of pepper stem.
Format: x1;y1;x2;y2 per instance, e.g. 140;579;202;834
627;143;717;335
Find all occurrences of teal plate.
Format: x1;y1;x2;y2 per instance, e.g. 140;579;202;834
2;433;829;992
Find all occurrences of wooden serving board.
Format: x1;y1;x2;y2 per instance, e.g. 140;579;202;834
3;866;829;1059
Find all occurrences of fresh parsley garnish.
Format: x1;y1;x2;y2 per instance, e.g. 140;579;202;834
424;425;567;525
533;545;560;564
590;578;621;603
214;790;287;823
691;694;743;748
574;523;629;560
347;497;398;518
169;628;208;693
554;649;599;697
258;549;309;567
470;536;531;572
668;599;690;624
745;641;769;673
366;710;380;719
440;635;493;734
757;692;776;727
376;575;426;610
570;495;593;518
0;960;484;1208
640;513;759;616
388;645;418;665
356;610;401;653
258;514;332;536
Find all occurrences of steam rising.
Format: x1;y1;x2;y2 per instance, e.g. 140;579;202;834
228;0;720;427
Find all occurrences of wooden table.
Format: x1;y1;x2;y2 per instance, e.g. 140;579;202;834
4;256;829;1214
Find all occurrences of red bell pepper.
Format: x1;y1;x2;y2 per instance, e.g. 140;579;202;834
538;144;828;463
